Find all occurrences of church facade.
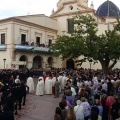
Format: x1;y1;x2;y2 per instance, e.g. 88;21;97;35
0;0;119;69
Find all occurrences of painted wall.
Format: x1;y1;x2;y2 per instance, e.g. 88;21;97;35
18;15;58;31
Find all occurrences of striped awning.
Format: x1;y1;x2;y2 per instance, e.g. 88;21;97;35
0;44;7;50
11;61;26;65
15;44;50;52
15;44;34;50
34;47;50;52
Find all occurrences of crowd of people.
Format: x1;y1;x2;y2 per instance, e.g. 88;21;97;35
0;75;28;120
53;68;120;120
0;68;120;120
21;41;50;47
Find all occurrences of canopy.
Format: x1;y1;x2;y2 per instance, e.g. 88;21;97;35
11;61;26;65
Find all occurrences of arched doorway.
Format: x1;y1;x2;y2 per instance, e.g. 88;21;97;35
47;57;53;67
33;56;43;68
19;55;27;69
66;59;74;69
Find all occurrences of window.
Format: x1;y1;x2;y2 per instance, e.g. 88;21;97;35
21;34;26;44
48;39;52;47
69;5;73;10
1;33;5;44
67;19;74;33
36;37;40;46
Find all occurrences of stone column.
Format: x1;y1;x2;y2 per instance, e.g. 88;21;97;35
27;61;33;69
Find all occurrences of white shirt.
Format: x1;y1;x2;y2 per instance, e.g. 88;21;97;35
74;105;84;120
71;87;76;96
102;83;108;91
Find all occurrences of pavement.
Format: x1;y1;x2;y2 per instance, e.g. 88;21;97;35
15;78;62;120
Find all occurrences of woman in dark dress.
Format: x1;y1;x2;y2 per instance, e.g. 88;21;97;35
101;98;109;120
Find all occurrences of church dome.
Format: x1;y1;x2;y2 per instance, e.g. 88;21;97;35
96;0;120;17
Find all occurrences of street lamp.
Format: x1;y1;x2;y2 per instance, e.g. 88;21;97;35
24;61;26;69
89;59;92;72
3;58;6;69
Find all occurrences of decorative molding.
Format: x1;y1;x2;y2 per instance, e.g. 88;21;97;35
0;18;57;33
0;28;8;31
47;35;54;39
20;28;29;33
35;32;42;36
51;0;93;17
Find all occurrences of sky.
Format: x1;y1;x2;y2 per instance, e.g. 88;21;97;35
0;0;119;19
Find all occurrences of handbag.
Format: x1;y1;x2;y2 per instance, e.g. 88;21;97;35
75;105;80;114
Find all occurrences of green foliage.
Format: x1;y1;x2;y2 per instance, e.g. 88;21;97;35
52;14;120;71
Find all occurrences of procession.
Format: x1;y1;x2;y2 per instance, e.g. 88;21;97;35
0;68;120;120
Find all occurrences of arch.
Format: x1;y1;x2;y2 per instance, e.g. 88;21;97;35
19;55;28;69
33;56;43;68
66;59;74;69
47;57;53;67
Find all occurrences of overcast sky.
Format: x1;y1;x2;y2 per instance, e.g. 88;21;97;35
0;0;119;19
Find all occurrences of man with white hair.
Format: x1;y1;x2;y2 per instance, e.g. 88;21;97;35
61;74;68;90
36;77;44;96
15;75;20;84
57;72;63;93
74;100;84;120
102;81;108;92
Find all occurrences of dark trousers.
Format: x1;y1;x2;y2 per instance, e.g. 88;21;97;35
22;94;26;105
85;116;89;120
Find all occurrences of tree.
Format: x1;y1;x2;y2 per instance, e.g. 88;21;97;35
52;14;120;73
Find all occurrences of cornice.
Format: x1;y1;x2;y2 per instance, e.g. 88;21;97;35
0;18;57;33
51;10;95;18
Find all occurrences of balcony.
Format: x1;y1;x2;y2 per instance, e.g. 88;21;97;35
0;44;7;51
15;44;34;50
34;46;50;52
15;44;51;53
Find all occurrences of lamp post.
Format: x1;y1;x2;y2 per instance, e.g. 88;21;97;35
89;59;92;72
24;61;26;69
3;58;6;69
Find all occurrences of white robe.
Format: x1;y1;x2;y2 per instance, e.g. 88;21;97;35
61;76;68;89
36;80;44;96
45;77;53;94
57;75;63;92
52;77;56;86
26;77;34;93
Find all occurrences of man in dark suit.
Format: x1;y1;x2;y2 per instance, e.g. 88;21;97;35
111;96;120;120
0;104;14;120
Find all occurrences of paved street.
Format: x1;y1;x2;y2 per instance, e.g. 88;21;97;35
15;79;62;120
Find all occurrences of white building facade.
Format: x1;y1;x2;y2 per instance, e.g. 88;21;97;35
0;0;119;69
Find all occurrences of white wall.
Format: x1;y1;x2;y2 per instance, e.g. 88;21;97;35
18;15;58;30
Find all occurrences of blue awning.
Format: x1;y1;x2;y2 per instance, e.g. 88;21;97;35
34;47;50;52
0;44;7;51
15;44;50;53
15;44;34;50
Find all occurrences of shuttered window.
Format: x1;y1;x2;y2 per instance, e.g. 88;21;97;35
67;19;74;33
1;33;5;44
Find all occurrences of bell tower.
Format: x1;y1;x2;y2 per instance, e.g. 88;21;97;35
77;0;88;7
57;0;76;9
57;0;89;9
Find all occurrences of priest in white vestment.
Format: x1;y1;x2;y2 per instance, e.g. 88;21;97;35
61;75;68;90
57;74;63;93
36;77;44;96
26;77;34;93
45;77;53;94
